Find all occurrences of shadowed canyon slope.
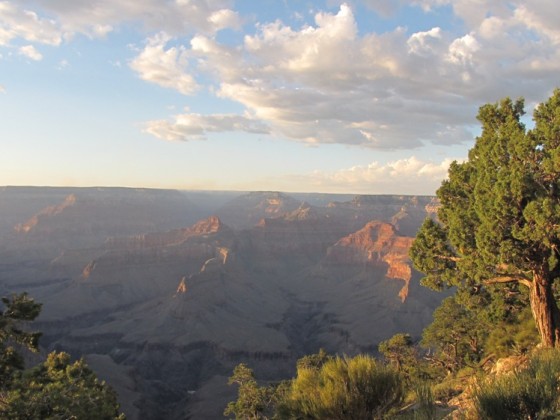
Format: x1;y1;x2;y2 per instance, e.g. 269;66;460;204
0;187;443;419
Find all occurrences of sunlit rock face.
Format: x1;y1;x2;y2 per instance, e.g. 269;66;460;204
0;187;443;420
326;221;413;301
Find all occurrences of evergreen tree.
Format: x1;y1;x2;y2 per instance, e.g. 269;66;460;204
378;333;416;376
0;293;124;419
224;363;274;419
421;296;486;373
411;90;560;347
0;293;41;388
1;352;124;419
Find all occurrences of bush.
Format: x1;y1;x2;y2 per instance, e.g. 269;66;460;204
474;349;560;419
280;354;404;419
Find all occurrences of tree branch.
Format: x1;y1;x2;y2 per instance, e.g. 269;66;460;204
484;276;532;289
437;255;461;262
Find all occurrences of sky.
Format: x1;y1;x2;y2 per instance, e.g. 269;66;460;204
0;0;558;195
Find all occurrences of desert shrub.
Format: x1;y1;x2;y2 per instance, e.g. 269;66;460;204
279;354;404;419
474;349;560;419
413;383;436;420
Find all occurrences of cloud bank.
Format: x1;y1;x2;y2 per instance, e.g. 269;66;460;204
129;1;558;149
2;0;559;152
292;156;457;195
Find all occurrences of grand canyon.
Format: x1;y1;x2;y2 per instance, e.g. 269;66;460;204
0;186;444;419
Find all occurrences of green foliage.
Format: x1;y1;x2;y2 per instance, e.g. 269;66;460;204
421;296;486;373
296;348;331;371
0;293;124;419
1;352;125;419
484;305;539;357
378;334;423;384
473;349;560;419
0;293;42;387
225;353;406;419
431;379;462;404
224;363;274;419
395;384;436;420
411;90;560;347
278;354;404;419
379;334;413;369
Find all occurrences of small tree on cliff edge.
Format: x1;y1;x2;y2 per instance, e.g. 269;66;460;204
411;89;560;348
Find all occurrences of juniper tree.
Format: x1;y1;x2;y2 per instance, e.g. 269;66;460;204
411;90;560;347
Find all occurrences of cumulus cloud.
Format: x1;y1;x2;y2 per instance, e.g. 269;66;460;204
513;2;560;43
0;1;63;46
18;44;42;60
4;0;559;151
180;4;480;148
129;32;198;95
407;27;444;56
16;0;240;38
298;156;458;195
148;1;557;149
144;112;270;141
0;84;5;93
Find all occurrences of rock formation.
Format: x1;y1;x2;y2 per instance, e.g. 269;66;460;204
0;187;443;419
326;221;414;301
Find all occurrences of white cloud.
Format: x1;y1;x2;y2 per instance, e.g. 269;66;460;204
22;0;240;38
447;34;479;65
129;32;198;95
298;156;458;194
0;1;63;46
3;0;558;152
407;27;443;56
137;1;558;149
179;4;479;148
207;9;242;32
0;83;5;93
18;44;42;60
144;112;270;141
513;3;560;44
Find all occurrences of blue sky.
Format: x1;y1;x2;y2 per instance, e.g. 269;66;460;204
1;0;558;194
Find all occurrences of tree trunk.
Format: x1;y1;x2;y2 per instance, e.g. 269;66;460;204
529;272;560;347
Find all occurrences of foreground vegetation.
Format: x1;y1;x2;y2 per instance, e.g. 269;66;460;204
226;89;560;418
225;347;560;419
0;293;124;419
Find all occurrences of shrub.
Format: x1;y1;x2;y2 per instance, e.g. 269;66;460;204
280;354;404;419
473;349;560;419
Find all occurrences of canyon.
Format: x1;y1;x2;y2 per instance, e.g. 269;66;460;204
0;186;443;419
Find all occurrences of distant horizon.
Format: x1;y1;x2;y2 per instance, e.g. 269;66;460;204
0;184;438;197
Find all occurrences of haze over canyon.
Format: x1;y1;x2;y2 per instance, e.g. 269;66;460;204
0;186;444;419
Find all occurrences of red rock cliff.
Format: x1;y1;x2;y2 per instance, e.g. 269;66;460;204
326;221;414;301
